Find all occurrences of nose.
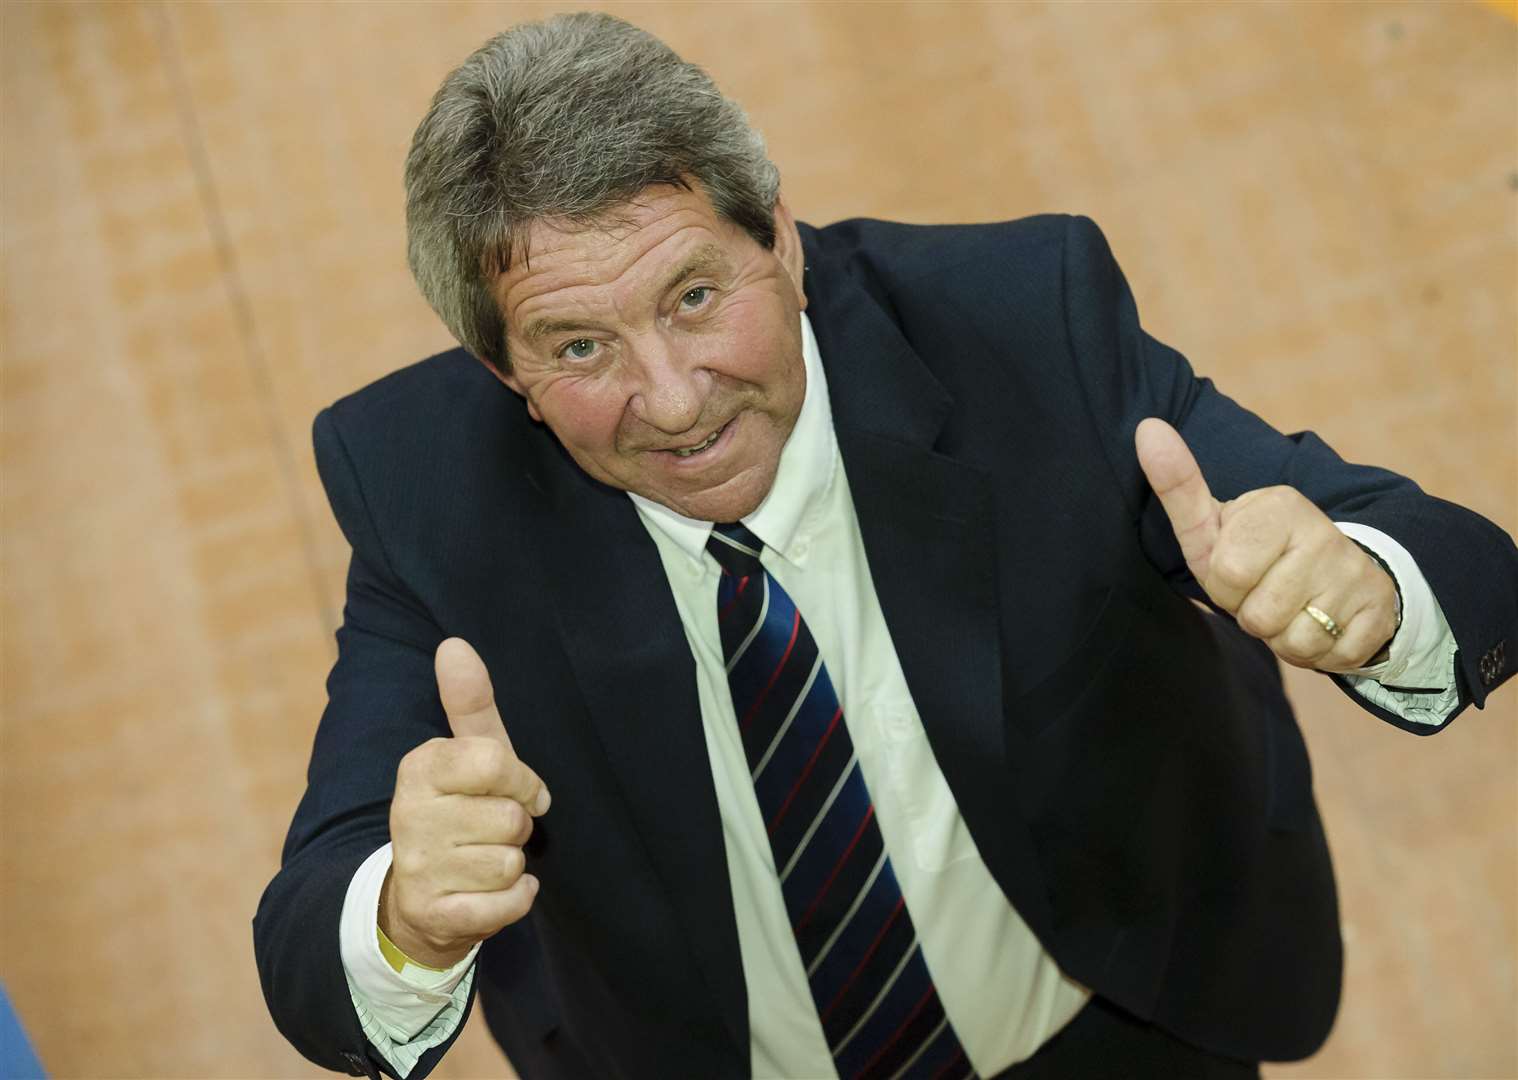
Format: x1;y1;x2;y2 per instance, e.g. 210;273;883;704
626;335;707;434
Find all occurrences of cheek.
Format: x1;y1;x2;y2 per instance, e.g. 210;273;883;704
715;298;799;386
536;379;629;453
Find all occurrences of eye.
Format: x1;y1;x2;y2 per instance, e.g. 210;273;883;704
559;338;599;361
679;286;712;310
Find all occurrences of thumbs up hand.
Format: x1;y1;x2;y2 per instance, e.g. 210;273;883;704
381;638;550;970
1135;418;1399;673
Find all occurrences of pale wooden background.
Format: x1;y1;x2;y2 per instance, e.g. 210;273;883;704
2;2;1514;1077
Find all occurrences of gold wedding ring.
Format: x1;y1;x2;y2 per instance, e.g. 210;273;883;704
1303;604;1343;640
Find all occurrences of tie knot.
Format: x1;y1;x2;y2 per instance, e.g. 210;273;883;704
706;521;765;578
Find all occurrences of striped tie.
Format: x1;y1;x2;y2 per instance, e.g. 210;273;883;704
707;522;975;1080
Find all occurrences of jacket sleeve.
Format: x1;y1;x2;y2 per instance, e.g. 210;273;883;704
252;405;470;1079
1058;213;1518;733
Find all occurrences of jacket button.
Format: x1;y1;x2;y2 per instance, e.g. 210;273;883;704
1480;641;1506;686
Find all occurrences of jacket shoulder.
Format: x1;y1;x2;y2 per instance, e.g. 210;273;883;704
324;347;495;427
802;212;1086;287
798;214;1116;356
311;346;540;585
315;346;528;503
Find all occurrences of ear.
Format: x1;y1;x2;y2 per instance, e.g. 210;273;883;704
472;354;543;422
771;194;808;312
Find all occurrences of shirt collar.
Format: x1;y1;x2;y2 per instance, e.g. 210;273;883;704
629;312;837;565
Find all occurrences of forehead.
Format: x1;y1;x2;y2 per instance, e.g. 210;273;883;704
495;186;740;326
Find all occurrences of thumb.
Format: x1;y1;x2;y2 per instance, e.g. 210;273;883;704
435;637;513;748
1135;418;1221;582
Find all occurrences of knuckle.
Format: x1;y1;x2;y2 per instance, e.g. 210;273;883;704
1247;588;1294;634
1211;550;1256;591
502;846;525;882
390;781;429;819
398;738;450;784
502;800;529;841
476;737;513;777
392;846;431;880
1236;601;1274;639
1278;626;1321;665
1273;644;1310;669
395;748;426;787
390;786;441;836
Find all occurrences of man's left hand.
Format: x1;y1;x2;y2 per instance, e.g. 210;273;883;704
1135;418;1398;672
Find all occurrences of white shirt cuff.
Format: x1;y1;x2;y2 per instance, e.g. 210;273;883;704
340;843;479;1075
1333;522;1460;726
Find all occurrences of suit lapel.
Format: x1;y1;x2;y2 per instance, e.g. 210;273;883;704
803;248;1052;930
525;438;749;1058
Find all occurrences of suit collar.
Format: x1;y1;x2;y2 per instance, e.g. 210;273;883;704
799;235;954;453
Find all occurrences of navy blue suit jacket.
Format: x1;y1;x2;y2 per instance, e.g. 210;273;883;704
255;214;1517;1079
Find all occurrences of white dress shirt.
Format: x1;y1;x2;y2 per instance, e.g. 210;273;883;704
340;313;1459;1077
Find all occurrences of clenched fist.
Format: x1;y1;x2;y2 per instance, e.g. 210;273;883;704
1136;418;1399;672
380;637;551;969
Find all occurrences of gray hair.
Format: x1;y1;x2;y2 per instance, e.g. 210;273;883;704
404;12;782;373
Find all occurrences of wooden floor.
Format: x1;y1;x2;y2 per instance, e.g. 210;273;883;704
2;2;1514;1077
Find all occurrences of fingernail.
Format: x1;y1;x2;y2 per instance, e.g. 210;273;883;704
533;787;551;816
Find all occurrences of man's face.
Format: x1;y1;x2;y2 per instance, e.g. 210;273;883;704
489;184;809;523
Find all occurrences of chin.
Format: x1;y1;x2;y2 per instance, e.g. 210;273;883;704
671;493;760;524
667;470;775;524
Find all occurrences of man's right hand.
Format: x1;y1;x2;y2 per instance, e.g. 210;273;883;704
380;637;551;970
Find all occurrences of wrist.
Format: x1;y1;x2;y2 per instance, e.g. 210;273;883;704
378;868;475;971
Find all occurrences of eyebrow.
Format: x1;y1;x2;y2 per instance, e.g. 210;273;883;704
660;242;729;298
520;242;732;345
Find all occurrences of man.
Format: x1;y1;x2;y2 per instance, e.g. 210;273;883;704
253;12;1516;1080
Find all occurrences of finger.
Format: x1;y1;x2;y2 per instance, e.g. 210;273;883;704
1270;601;1354;670
435;844;527;893
1135;418;1221;583
1233;549;1314;644
431;874;540;939
435;638;551;814
1222;505;1311;631
1277;593;1394;673
1256;534;1376;667
429;736;550;812
436;637;512;745
1203;488;1296;613
437;793;535;846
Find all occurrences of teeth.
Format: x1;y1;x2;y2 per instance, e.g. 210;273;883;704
672;427;722;457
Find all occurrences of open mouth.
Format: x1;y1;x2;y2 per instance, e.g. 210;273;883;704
669;420;729;458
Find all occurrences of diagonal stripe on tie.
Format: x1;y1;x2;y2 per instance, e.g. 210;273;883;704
706;522;976;1080
753;655;824;784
